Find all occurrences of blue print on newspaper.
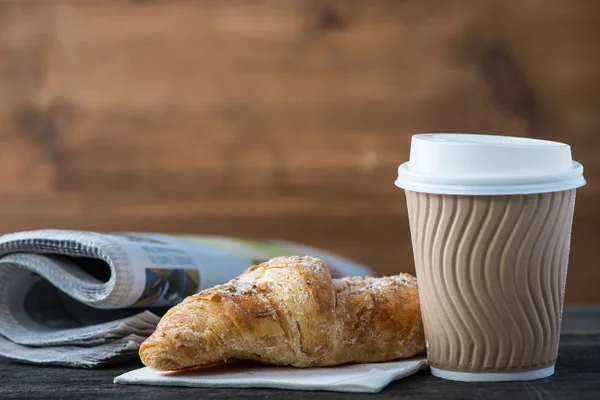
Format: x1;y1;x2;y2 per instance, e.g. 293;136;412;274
131;242;200;308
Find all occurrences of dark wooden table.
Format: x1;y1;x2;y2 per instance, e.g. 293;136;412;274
2;307;599;399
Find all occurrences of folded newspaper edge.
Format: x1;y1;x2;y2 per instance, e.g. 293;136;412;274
0;230;373;367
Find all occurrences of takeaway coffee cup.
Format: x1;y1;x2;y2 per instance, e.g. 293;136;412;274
395;134;586;382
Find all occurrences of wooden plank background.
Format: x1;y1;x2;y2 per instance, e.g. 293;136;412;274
0;0;598;303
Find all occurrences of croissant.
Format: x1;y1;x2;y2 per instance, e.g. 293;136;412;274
139;256;425;371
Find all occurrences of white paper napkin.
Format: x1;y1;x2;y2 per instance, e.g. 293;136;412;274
114;357;428;393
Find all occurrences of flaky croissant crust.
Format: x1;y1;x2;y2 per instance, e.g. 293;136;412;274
140;256;425;371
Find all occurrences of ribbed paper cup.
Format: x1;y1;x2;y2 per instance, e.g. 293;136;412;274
395;134;585;382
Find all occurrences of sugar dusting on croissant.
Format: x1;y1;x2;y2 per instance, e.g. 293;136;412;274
139;256;425;371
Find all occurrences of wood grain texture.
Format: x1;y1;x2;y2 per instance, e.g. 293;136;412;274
0;0;598;302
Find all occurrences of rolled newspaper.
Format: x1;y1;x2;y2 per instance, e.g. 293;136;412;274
0;230;372;368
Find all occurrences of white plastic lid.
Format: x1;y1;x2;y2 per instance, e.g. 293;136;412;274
395;133;586;195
